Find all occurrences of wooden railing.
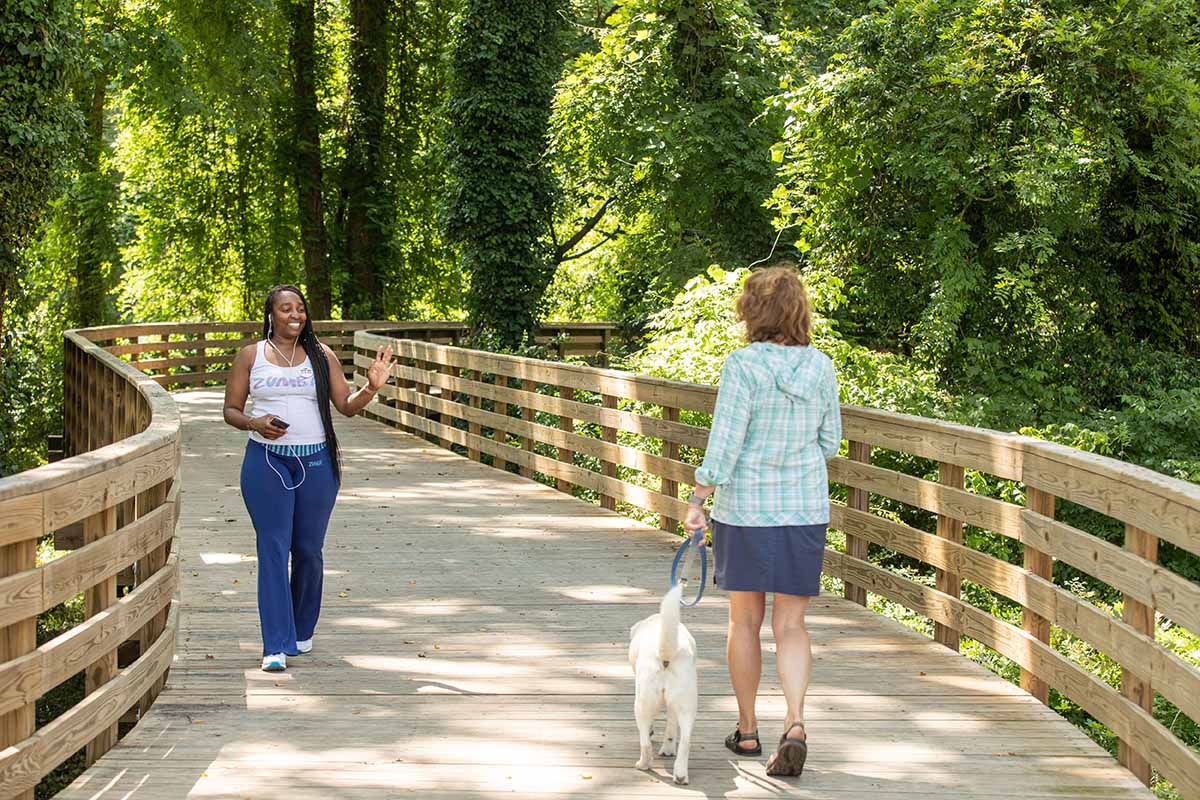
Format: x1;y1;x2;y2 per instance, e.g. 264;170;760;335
0;320;612;797
78;320;615;387
6;322;1195;798
354;331;1200;798
0;331;180;799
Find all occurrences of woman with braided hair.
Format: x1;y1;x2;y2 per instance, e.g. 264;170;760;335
223;285;394;671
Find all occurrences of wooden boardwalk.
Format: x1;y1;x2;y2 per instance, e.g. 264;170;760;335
59;390;1152;799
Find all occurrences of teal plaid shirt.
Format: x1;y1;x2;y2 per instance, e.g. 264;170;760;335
694;342;841;526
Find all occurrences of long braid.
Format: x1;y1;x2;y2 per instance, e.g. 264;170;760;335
264;285;343;484
300;323;342;483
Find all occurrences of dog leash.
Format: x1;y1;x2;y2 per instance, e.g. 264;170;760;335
670;531;707;607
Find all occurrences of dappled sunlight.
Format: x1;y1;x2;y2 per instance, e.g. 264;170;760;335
198;551;253;565
345;654;533;678
59;390;1152;800
552;584;658;602
330;616;402;630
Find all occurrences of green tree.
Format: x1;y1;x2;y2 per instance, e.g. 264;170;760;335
550;0;784;327
771;0;1200;383
70;0;124;328
443;0;565;346
383;0;464;317
0;0;81;475
286;0;332;319
117;0;299;320
341;0;391;318
0;0;81;346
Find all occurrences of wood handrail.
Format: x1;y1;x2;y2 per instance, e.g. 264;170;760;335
0;330;181;797
0;319;614;796
353;330;1200;798
3;321;1195;797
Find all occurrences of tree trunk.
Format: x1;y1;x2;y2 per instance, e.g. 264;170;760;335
443;0;565;347
287;0;331;319
73;68;108;328
341;0;389;317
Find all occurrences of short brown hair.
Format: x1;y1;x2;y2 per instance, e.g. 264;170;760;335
736;264;812;346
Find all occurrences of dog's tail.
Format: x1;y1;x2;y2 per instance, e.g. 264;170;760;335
658;584;682;664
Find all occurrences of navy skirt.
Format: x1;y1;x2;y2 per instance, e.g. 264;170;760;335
712;520;827;596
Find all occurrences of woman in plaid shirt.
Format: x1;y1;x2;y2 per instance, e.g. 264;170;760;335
683;265;841;777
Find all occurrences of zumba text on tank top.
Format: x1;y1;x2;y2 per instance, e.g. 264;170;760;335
247;340;326;446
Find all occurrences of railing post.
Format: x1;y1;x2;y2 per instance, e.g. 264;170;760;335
934;462;965;651
1022;487;1055;704
660;406;680;532
159;332;170;387
491;373;509;472
63;339;76;457
86;354;98;452
844;440;871;606
437;362;453;450
556;385;575;493
467;369;482;461
1119;524;1157;786
519;379;535;478
0;538;36;800
415;359;431;443
195;329;207;380
136;477;172;714
84;503;119;765
600;394;618;510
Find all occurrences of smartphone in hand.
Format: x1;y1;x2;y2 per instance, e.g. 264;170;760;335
269;417;290;430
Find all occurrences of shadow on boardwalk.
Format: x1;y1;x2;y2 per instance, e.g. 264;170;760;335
58;390;1151;799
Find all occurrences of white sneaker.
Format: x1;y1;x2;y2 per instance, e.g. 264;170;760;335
296;638;313;654
261;653;286;672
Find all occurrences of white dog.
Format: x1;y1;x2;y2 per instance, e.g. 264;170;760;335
629;584;698;784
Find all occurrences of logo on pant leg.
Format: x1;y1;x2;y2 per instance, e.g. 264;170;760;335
307;458;324;467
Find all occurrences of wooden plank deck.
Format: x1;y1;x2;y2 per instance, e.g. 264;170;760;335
58;390;1153;799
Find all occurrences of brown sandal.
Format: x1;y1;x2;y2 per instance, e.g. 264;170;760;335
765;722;807;777
724;725;762;756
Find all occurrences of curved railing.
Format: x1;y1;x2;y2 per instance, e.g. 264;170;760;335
4;321;1195;798
77;320;615;386
353;330;1200;798
0;320;612;798
0;331;180;800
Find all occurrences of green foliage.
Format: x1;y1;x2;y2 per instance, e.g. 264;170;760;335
0;0;80;477
0;0;81;275
550;0;785;328
442;0;565;346
383;0;464;318
116;0;300;321
772;0;1200;370
631;264;954;417
0;260;67;476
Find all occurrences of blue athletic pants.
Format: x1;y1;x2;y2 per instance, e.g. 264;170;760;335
240;440;339;656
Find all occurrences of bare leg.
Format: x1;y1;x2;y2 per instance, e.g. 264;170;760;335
727;590;766;750
771;593;812;741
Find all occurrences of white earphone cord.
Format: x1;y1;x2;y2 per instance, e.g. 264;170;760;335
265;447;306;491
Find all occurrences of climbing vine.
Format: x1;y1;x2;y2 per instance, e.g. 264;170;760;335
442;0;564;347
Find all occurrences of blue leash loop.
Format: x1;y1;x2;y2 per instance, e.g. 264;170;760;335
670;532;708;607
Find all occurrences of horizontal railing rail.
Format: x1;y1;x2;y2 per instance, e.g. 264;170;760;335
79;320;616;387
354;330;1200;798
0;319;613;797
8;320;1193;798
0;331;181;799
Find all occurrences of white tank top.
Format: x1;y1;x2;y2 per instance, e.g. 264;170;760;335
247;340;327;446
